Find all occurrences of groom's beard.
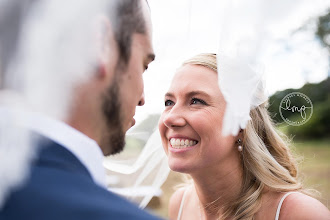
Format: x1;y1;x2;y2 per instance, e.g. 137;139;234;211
101;75;125;156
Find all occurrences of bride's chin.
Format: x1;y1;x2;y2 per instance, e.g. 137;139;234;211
168;159;191;174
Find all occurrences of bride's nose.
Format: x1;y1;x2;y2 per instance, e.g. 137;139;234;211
162;105;186;128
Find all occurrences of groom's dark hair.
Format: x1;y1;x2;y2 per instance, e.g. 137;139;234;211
109;0;147;68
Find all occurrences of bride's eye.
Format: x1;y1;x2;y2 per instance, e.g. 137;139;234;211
165;99;174;106
190;98;207;105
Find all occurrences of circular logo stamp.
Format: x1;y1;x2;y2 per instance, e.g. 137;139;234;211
279;92;313;126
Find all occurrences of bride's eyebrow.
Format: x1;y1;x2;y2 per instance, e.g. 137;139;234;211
164;92;174;98
187;91;209;98
164;91;211;99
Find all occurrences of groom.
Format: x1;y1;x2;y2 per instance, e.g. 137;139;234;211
0;0;158;219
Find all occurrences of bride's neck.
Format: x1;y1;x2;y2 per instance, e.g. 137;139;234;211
190;163;243;216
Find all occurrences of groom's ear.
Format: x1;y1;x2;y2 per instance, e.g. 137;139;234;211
94;15;119;80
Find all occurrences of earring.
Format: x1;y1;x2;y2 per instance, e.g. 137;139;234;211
237;139;243;152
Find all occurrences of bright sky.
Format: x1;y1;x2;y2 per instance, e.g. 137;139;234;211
132;0;330;125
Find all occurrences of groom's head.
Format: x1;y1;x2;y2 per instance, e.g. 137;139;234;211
67;0;155;156
0;0;155;156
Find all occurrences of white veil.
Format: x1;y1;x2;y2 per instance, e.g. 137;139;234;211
104;130;170;208
0;0;116;208
1;0;326;212
216;0;269;136
102;0;268;208
0;0;169;210
0;0;39;208
103;0;323;208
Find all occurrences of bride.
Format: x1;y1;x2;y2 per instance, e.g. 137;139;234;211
158;53;330;220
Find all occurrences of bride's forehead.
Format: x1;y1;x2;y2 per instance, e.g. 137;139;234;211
174;64;217;79
170;66;217;88
167;76;221;99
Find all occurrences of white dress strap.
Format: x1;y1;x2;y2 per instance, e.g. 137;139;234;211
177;188;189;220
275;192;298;220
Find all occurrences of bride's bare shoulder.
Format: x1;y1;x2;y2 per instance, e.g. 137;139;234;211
280;193;330;219
168;187;186;220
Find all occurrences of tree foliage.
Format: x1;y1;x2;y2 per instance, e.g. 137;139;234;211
316;8;330;49
268;77;330;139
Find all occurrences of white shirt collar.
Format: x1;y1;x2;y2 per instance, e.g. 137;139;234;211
24;111;107;188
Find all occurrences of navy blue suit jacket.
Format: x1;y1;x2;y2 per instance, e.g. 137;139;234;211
0;138;161;220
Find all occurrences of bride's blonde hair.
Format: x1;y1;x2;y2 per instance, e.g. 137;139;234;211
182;53;314;220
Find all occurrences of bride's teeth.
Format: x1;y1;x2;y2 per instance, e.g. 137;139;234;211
170;138;198;149
170;139;176;145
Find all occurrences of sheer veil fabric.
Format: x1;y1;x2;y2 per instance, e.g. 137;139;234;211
104;130;170;208
0;0;268;210
217;0;268;136
103;0;269;208
217;55;267;136
3;0;316;211
0;96;33;208
0;0;112;208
